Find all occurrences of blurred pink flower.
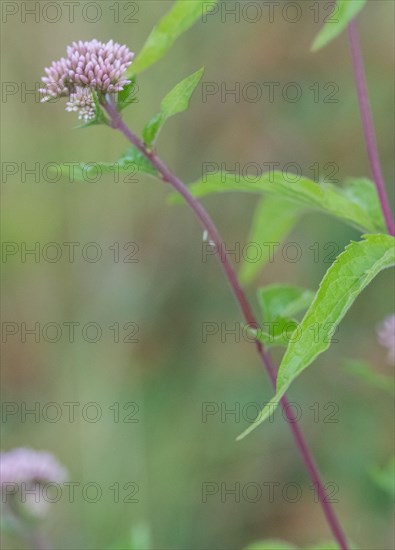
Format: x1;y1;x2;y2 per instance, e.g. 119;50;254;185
377;314;395;364
0;448;68;518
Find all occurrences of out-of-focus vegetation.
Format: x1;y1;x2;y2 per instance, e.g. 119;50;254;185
1;1;394;549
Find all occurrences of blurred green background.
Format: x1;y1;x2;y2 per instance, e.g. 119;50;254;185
1;1;394;549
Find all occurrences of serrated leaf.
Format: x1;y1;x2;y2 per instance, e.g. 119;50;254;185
237;234;395;440
245;541;298;550
255;317;300;348
341;178;383;227
179;172;385;233
254;285;315;348
143;67;204;146
239;197;305;284
117;78;139;111
258;285;315;320
344;359;394;396
311;0;367;52
129;1;217;76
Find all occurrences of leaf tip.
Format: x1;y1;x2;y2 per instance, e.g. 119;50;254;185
236;424;254;441
311;36;323;52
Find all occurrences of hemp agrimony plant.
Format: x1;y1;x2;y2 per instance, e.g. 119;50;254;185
37;1;394;549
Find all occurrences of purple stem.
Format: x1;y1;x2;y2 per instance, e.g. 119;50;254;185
348;20;395;236
103;100;349;549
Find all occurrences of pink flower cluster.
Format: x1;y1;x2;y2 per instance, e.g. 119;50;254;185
39;39;134;122
0;447;68;517
66;87;96;123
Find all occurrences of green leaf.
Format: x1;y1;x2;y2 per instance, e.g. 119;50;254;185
117;78;139;111
370;457;395;497
51;147;157;182
341;178;383;228
129;1;217;76
245;541;298;550
255;317;301;348
258;285;315;320
143;113;164;147
160;68;204;115
237;234;395;440
254;285;315;348
344;359;394;396
118;147;158;176
178;172;385;233
239;197;305;284
311;0;367;52
143;67;204;146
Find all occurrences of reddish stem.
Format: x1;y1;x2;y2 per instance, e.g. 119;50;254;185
103;100;349;550
348;20;395;236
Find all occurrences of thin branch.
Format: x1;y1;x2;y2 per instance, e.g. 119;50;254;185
348;20;395;236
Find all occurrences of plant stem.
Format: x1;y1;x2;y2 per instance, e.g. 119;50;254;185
348;20;395;236
103;100;349;550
